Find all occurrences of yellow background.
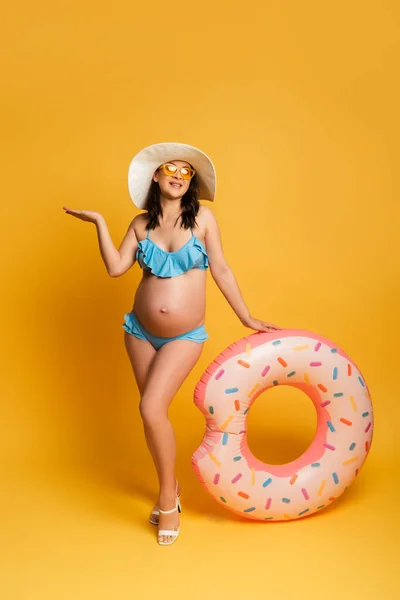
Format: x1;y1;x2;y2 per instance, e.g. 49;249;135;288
1;1;399;598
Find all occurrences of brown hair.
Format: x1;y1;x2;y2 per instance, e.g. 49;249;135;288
144;170;200;230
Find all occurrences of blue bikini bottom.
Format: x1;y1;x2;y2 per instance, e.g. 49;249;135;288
122;311;208;350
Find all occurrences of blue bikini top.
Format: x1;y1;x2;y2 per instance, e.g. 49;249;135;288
136;226;209;278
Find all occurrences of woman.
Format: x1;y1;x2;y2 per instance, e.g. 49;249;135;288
63;142;281;546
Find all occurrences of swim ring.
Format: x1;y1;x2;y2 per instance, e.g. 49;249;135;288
191;329;373;521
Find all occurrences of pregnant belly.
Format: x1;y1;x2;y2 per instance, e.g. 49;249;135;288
132;270;207;337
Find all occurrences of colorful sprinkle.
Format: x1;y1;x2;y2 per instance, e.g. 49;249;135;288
265;498;272;509
282;498;291;503
332;472;339;484
213;473;220;484
311;462;321;467
220;497;227;503
350;396;357;411
209;453;221;467
299;509;310;515
225;387;238;394
358;376;365;387
365;422;372;433
222;433;228;445
340;418;352;426
244;507;256;512
278;357;288;367
263;478;272;487
318;384;328;392
209;406;214;414
301;488;310;500
221;415;233;430
215;369;225;380
289;475;298;485
248;383;260;397
310;362;322;367
238;360;250;368
273;380;279;386
294;345;310;351
283;514;291;520
348;364;352;376
234;400;240;411
323;443;336;451
320;400;331;407
365;441;369;452
288;371;296;377
272;340;281;346
362;412;369;417
232;473;242;483
314;342;322;352
349;443;356;451
304;373;310;385
238;491;249;499
327;421;335;432
318;480;326;496
331;348;338;353
343;456;358;465
233;456;242;461
334;392;344;397
261;365;271;377
333;367;338;380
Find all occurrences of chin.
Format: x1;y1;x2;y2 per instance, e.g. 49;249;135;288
163;186;186;199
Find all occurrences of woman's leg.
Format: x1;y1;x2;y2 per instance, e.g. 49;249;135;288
124;331;164;483
139;339;204;543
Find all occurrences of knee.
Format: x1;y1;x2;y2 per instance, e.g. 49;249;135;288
139;397;167;428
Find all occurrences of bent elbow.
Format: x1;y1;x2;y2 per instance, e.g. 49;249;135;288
108;267;122;277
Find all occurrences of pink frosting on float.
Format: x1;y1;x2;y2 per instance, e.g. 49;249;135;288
193;327;366;477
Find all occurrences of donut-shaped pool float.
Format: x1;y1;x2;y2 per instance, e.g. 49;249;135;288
191;329;373;521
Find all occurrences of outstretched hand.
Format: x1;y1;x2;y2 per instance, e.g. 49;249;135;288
63;206;103;224
242;316;283;333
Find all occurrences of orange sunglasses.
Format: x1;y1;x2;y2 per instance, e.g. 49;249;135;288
158;162;196;180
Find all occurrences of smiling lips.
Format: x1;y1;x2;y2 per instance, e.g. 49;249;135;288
169;182;182;188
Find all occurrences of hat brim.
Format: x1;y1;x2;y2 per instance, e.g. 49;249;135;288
128;142;216;208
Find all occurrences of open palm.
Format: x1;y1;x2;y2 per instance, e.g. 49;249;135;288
63;206;102;224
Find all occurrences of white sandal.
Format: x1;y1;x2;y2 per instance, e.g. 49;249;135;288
149;480;181;525
157;496;181;546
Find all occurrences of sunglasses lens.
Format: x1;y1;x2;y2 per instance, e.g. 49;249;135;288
180;167;191;179
163;163;177;175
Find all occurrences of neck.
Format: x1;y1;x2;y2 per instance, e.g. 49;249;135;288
159;196;182;219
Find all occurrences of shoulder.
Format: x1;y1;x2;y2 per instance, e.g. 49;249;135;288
129;212;149;237
197;204;217;227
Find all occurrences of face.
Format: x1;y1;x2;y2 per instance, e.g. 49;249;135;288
152;160;193;199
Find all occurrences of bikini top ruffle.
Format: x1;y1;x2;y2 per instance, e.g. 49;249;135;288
136;230;209;278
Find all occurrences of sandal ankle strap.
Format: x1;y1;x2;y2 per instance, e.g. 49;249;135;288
158;506;178;514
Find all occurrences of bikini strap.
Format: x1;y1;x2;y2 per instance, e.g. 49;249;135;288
146;227;151;239
190;227;194;237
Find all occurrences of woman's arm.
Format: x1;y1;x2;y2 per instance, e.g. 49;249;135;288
63;206;139;277
203;207;281;332
95;215;139;277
